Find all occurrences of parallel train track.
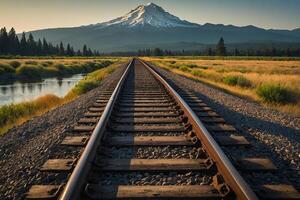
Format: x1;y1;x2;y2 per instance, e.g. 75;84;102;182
25;59;300;200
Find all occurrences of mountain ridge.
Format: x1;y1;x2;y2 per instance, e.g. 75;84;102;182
24;3;300;52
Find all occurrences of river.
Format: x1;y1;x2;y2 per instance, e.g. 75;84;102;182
0;74;85;106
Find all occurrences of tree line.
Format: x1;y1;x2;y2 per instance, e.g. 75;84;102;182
136;37;300;57
0;27;100;56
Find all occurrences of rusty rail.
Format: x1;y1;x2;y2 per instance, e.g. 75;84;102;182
59;59;133;200
139;59;258;200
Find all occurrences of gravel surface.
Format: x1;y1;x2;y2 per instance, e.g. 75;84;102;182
113;131;185;136
0;62;128;199
149;62;300;189
99;146;203;159
89;171;212;186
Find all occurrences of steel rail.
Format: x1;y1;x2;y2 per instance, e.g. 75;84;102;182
139;59;259;200
59;59;133;200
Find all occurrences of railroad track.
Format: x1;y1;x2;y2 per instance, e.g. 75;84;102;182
25;58;300;200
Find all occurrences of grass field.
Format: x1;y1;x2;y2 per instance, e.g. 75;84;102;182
145;57;300;116
0;58;127;135
0;58;120;83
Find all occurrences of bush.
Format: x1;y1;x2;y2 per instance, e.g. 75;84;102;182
187;64;198;68
0;63;16;76
25;60;38;65
223;75;252;88
199;66;208;70
71;80;98;95
9;61;21;68
179;65;190;72
41;61;53;67
169;61;176;64
16;65;43;80
191;70;204;77
256;83;289;104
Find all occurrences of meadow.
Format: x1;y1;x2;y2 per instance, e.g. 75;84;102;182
145;57;300;116
0;58;127;135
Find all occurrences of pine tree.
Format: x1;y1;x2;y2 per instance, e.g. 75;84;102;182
8;27;19;54
37;39;42;55
42;38;49;55
0;27;9;54
216;37;226;56
66;44;72;56
20;32;27;55
59;42;65;55
82;45;88;56
27;33;36;55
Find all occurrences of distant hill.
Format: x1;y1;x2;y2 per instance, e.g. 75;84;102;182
25;3;300;52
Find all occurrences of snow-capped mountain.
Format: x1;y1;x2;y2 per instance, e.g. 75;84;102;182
92;3;199;28
26;3;300;52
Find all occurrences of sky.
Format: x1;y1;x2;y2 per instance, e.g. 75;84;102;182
1;0;300;32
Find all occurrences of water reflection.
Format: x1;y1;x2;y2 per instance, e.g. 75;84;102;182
0;74;85;106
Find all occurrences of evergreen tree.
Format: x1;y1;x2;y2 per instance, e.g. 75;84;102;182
153;48;163;56
82;45;88;56
66;44;72;56
37;39;42;55
20;32;27;55
27;33;36;55
59;42;65;55
77;50;82;56
0;27;9;54
42;38;49;55
216;37;226;56
55;44;60;55
8;27;19;54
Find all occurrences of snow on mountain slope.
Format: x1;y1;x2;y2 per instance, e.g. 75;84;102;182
92;3;199;28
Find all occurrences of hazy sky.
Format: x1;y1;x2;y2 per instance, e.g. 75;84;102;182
1;0;300;32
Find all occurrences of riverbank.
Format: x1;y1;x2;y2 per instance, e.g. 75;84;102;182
0;60;127;135
0;58;115;83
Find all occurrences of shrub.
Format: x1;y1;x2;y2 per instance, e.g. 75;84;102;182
199;66;208;70
256;83;289;104
187;64;198;68
9;61;21;68
0;63;16;73
191;70;204;77
169;61;176;64
179;65;190;72
223;75;252;88
41;61;53;67
72;80;98;94
16;65;43;80
25;60;38;65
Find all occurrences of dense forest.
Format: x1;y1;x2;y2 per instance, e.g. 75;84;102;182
0;27;100;56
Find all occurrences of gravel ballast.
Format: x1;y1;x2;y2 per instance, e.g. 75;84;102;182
149;62;300;189
0;62;128;199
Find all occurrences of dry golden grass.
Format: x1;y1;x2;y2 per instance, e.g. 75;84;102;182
145;57;300;116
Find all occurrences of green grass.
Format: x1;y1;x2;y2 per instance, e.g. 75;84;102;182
256;83;290;104
222;75;252;88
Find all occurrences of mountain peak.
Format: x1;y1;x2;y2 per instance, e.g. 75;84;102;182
94;3;199;28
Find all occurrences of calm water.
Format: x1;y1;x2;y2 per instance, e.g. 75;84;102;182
0;74;85;106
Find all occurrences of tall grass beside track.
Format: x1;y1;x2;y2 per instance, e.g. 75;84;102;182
0;60;124;136
145;57;300;116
